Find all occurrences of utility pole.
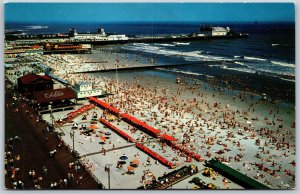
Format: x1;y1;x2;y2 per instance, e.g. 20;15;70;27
105;164;112;189
115;62;119;94
72;130;75;154
49;102;53;127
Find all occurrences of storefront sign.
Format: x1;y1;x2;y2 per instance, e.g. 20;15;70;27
44;91;64;99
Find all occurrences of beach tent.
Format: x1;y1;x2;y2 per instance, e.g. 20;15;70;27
72;123;79;129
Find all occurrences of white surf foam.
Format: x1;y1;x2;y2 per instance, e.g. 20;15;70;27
154;43;175;47
156;68;214;78
26;25;48;30
281;78;295;82
234;56;244;58
226;67;257;74
244;56;268;61
271;60;295;68
125;44;231;62
234;61;248;66
271;44;280;46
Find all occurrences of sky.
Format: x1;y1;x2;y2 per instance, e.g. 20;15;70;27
5;3;295;23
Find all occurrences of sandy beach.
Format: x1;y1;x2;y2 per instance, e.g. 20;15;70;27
5;47;296;189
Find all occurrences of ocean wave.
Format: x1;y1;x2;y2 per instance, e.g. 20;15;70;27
132;43;149;46
234;56;244;58
154;43;175;47
270;60;295;68
126;44;228;62
225;67;257;74
234;61;248;66
271;43;291;47
281;78;295;82
156;67;214;78
271;44;280;46
208;65;219;67
25;25;48;30
254;68;294;76
244;56;268;61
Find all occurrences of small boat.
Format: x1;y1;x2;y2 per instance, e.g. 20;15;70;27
173;42;190;46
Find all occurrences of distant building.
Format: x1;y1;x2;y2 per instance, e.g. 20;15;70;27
72;82;103;99
4;45;43;57
68;27;129;42
200;25;230;36
43;43;92;54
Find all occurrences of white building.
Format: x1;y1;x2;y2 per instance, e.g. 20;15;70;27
72;82;103;99
200;26;230;37
69;27;129;42
211;27;230;36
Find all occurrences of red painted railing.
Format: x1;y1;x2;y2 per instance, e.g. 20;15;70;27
99;118;135;143
89;96;120;114
135;143;176;169
120;113;161;137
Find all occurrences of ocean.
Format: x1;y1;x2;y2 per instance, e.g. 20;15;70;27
5;22;295;101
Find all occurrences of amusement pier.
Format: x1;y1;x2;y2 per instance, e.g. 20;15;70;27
5;25;249;47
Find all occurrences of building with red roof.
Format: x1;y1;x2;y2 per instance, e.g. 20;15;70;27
17;73;54;97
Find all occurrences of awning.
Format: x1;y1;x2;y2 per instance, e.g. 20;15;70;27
33;87;75;103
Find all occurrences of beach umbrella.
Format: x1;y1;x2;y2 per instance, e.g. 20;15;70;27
203;167;213;177
131;159;140;167
120;155;128;160
88;125;98;130
99;136;107;141
105;132;111;136
127;166;134;171
132;159;140;165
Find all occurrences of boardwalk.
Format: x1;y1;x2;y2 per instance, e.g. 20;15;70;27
5;82;100;190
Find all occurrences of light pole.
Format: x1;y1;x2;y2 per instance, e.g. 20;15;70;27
70;129;75;154
49;102;53;127
72;130;75;154
115;62;119;94
105;164;112;189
